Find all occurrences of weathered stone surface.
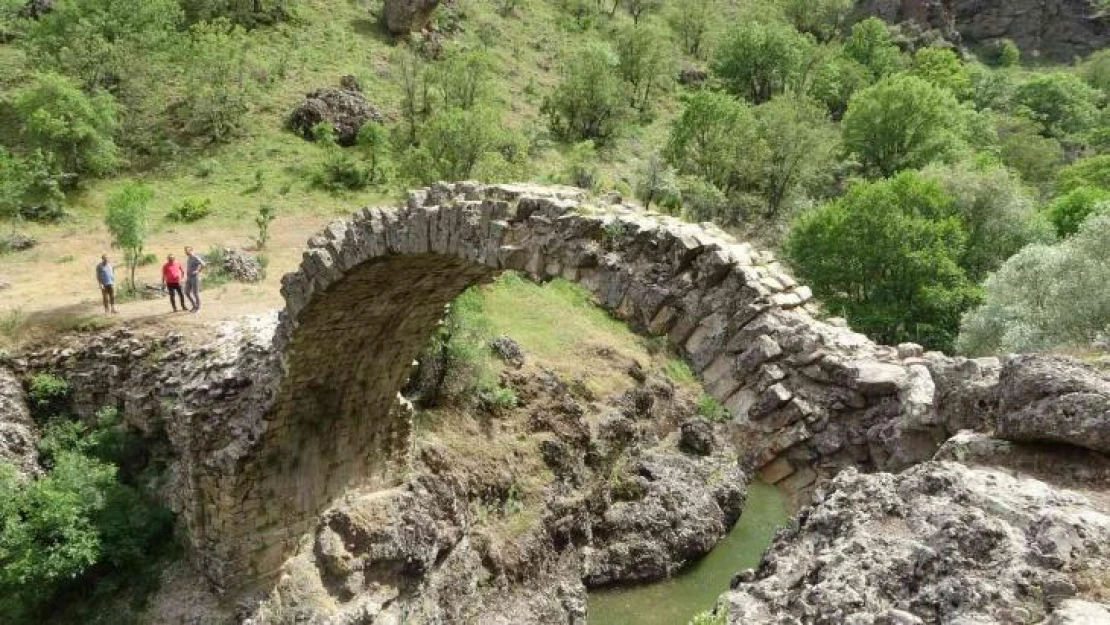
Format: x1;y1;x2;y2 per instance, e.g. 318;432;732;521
996;355;1110;454
726;462;1110;624
0;368;37;476
288;82;384;146
679;418;716;456
491;335;525;367
857;0;1110;62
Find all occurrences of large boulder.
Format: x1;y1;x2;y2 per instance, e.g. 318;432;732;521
288;78;383;147
995;354;1110;455
583;450;745;586
381;0;441;35
726;461;1110;624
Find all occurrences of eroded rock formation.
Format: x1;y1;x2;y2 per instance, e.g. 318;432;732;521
857;0;1110;61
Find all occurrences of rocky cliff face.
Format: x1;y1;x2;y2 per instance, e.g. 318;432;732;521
857;0;1110;61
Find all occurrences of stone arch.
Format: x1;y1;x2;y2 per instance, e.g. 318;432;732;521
195;183;930;590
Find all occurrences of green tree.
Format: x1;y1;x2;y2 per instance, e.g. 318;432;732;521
805;46;872;119
3;72;119;182
784;172;978;350
753;95;839;217
1055;154;1110;194
0;149;65;223
175;19;253;144
393;47;433;147
666;0;715;58
1079;48;1110;94
958;213;1110;355
664;90;762;195
432;47;497;110
622;0;662;24
781;0;852;42
994;39;1021;68
909;46;971;99
995;114;1064;188
104;182;152;292
355;122;393;185
843;17;904;79
842;74;965;177
1014;72;1101;140
616;21;675;114
922;162;1051;280
711;21;811;103
542;41;627;144
1045;186;1110;238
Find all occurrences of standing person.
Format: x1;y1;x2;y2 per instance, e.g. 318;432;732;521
184;246;206;313
161;253;186;312
95;254;117;314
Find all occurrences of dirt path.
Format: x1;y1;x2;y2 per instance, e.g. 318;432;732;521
0;212;339;349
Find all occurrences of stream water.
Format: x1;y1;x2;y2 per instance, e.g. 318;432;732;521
587;480;791;625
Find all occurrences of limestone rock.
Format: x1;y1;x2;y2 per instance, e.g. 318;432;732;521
490;335;525;367
725;461;1110;624
381;0;440;35
584;450;745;586
996;355;1110;454
0;368;37;476
288;82;384;146
216;248;264;283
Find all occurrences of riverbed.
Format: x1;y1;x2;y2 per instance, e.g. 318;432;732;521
587;480;791;625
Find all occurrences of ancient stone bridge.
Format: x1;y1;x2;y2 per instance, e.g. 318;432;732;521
189;183;945;590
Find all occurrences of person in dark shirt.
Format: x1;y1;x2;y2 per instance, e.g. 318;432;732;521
95;254;117;314
184;246;206;313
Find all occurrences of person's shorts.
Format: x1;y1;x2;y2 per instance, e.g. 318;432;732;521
103;285;114;296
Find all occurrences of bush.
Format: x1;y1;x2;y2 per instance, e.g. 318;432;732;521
174;19;253;144
843;17;903;79
0;149;66;223
28;372;69;413
711;21;811;104
958;214;1110;354
1045;186;1110;238
1055;154;1110;194
561;140;600;189
784;172;979;351
0;407;174;623
909;46;971;99
166;197;213;223
542;41;628;144
615;21;676;115
4;72;119;182
697;393;728;421
664;90;761;195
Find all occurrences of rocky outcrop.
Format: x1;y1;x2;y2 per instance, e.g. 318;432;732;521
288;79;384;146
585;450;745;586
996;355;1110;455
0;368;37;476
381;0;441;35
857;0;1110;62
726;461;1110;624
215;247;265;283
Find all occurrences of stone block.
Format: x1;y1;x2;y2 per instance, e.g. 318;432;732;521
758;457;795;484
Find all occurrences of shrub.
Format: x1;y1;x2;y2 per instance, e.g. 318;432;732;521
254;203;277;250
843;17;904;79
993;39;1021;68
666;0;715;58
958;214;1110;354
909;46;971;99
542;41;628;144
664;90;761;195
615;21;676;114
1045;186;1110;238
166;197;213;223
711;21;811;104
677;175;729;223
28;372;69;412
635;154;678;210
4;72;119;182
781;0;852;42
1055;154;1110;194
0;149;65;223
697;393;728;422
561;140;600;189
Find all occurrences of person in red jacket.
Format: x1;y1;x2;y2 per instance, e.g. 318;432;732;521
161;253;186;312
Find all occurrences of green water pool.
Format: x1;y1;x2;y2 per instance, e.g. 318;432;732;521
587;480;791;625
